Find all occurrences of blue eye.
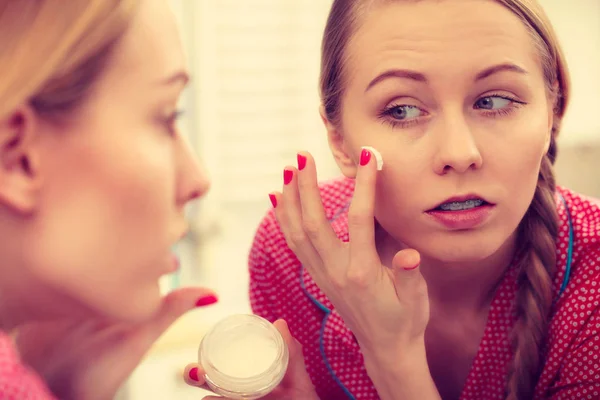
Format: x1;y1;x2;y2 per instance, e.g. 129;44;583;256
475;96;512;110
386;105;422;120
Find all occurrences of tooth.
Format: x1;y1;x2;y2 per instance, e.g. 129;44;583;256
439;199;483;211
362;146;383;171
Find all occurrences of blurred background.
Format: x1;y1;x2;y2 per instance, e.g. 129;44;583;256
119;1;600;398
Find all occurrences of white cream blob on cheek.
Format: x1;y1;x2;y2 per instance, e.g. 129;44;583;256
362;146;384;170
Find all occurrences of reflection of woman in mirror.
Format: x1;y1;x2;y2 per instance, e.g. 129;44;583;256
245;0;600;399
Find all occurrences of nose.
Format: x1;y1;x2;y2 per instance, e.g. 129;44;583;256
176;136;210;205
432;112;482;175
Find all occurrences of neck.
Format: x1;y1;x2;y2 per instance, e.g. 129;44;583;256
376;226;516;314
0;263;90;332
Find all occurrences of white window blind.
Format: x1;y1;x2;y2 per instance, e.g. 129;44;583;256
167;1;338;311
187;0;337;209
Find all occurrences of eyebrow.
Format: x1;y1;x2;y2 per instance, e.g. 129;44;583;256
365;63;528;92
161;70;190;86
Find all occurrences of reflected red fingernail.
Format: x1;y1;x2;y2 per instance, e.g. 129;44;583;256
196;294;218;307
269;193;277;208
189;367;199;382
297;154;307;171
283;169;293;185
360;148;371;166
404;264;420;271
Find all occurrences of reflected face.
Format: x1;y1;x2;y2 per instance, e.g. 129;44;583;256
332;0;554;263
22;0;210;320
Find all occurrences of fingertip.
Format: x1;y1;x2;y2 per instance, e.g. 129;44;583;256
283;165;298;186
393;248;421;271
183;363;206;386
269;192;278;208
361;146;383;171
297;152;307;171
273;318;290;335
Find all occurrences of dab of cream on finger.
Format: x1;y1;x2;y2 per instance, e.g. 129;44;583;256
362;146;384;171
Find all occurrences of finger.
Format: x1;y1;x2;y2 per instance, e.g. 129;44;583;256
295;152;343;258
348;146;381;265
183;363;212;391
391;249;427;298
272;320;313;387
274;166;323;271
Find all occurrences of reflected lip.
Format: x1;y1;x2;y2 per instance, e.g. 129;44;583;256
427;193;493;211
176;229;189;242
171;253;180;271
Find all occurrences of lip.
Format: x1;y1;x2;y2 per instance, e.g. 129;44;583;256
166;253;180;273
426;203;495;230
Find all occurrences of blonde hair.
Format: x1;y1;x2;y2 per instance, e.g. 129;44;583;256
319;1;570;399
0;0;139;123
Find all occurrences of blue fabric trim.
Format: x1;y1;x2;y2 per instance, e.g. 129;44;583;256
299;202;356;400
558;193;574;296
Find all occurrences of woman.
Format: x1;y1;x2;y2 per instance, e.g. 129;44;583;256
188;0;599;399
0;0;223;398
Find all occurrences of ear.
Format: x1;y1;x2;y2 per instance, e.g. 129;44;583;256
320;105;358;178
0;106;41;215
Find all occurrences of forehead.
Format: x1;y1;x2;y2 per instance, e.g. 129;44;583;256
346;0;540;86
105;0;186;84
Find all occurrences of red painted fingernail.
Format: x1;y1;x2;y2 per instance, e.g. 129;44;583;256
360;148;371;166
189;367;199;382
404;264;420;271
196;294;218;307
269;193;277;208
283;169;293;185
297;154;307;171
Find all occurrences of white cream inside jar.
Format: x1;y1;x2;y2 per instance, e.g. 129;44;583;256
199;314;289;399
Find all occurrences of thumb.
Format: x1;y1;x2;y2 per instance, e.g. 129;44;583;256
272;319;312;385
391;248;426;297
139;286;218;342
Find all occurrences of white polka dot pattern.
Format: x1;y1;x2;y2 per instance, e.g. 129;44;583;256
0;332;57;399
249;178;600;400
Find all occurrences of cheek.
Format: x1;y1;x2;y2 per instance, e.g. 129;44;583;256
30;132;176;318
485;113;549;196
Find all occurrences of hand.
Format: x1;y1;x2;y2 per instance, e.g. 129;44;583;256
14;287;217;400
271;150;430;362
183;319;319;400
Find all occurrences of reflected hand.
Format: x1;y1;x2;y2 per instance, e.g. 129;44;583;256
15;287;217;400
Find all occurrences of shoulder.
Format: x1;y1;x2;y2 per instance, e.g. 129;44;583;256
536;189;600;395
557;186;600;240
553;187;599;294
0;331;56;399
550;187;599;342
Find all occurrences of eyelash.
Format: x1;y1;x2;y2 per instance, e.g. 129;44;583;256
164;109;185;135
378;94;526;129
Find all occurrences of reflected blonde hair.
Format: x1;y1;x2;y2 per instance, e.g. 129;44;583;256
320;1;570;399
0;0;138;123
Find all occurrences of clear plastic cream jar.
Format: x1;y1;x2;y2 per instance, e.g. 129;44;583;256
199;314;289;399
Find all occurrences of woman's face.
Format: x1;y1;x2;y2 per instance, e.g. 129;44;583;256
328;0;555;264
1;0;209;321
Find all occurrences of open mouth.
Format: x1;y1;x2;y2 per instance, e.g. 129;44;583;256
432;198;490;212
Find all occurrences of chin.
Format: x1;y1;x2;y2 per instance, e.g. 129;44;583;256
94;283;163;323
416;232;508;265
